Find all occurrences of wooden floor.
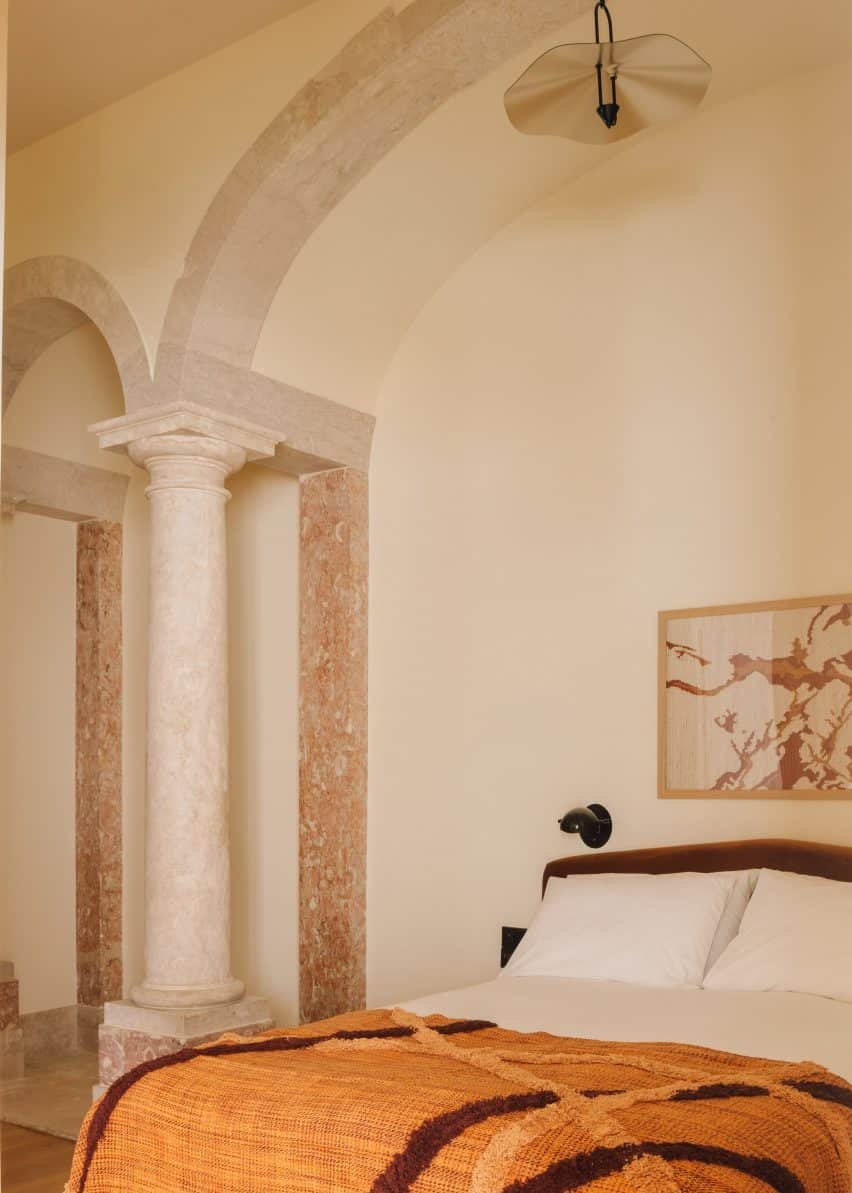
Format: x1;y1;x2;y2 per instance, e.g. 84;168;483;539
1;1124;75;1193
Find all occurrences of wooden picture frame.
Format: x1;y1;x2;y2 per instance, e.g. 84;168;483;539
659;594;852;800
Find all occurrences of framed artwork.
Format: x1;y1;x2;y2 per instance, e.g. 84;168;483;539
659;594;852;799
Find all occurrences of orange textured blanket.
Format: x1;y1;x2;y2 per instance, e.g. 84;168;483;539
67;1008;852;1192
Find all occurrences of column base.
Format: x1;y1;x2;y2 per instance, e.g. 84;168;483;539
130;976;245;1010
97;996;274;1088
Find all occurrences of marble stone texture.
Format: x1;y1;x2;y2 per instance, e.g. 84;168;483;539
0;1025;24;1080
93;400;278;461
20;1007;79;1067
299;468;368;1023
13;1005;103;1067
129;433;246;1008
3;255;152;413
178;352;375;475
2;445;129;523
0;979;19;1031
99;998;273;1085
1;1051;98;1141
76;1005;104;1055
102;995;271;1038
76;521;123;1008
1;1002;101;1132
0;974;23;1081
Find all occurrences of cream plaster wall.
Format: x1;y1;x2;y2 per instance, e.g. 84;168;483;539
367;60;852;1006
0;2;80;1017
228;467;300;1025
120;481;149;1003
0;511;77;1013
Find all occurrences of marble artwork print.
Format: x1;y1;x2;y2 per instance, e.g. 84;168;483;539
660;596;852;798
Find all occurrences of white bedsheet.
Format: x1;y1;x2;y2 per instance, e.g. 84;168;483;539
401;974;852;1081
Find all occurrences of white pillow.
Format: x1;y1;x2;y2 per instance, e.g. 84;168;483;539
704;869;852;1002
705;869;760;974
502;871;735;988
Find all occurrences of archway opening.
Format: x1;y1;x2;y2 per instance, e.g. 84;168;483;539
0;318;132;1137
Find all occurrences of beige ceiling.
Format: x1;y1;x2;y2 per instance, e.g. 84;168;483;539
7;0;317;153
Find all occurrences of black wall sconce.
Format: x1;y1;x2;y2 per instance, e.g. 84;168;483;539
558;803;612;849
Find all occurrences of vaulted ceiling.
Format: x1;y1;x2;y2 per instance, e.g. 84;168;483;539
8;0;852;415
7;0;316;151
251;0;852;410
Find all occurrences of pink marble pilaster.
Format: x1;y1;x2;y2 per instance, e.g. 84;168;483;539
299;468;368;1023
76;521;123;1008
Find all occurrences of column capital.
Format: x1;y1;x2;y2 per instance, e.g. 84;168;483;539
90;401;282;463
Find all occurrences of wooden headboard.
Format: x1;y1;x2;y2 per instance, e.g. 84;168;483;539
542;838;852;894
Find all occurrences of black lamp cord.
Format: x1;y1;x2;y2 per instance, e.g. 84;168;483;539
594;1;619;125
594;1;614;45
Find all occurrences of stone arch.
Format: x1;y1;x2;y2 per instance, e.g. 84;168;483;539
3;256;152;413
156;0;595;400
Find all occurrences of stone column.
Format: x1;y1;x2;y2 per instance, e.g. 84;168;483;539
131;430;248;1008
91;404;279;1084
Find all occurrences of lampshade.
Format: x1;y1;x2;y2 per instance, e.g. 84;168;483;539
505;13;711;145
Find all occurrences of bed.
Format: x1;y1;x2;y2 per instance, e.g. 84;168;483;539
67;839;852;1192
404;839;852;1081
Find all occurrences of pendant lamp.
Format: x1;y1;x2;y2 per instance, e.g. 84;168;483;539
505;1;711;144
